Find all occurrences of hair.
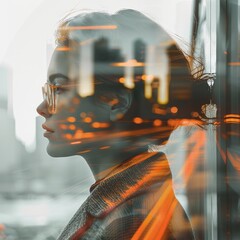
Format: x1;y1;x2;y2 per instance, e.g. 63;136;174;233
54;9;209;128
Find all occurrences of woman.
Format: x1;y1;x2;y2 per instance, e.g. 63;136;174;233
37;9;197;240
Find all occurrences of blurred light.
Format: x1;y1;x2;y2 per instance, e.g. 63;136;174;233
73;131;94;139
59;124;68;130
124;65;134;89
64;133;73;140
145;83;153;99
67;117;76;123
72;97;80;104
92;122;100;128
153;105;167;115
70;141;82;145
0;224;5;231
153;119;162;127
110;98;119;106
167;119;181;126
80;112;87;118
158;75;169;105
84;117;92;123
224;114;240;123
73;129;83;139
170;106;178;114
99;146;110;150
77;41;94;97
191;111;199;118
68;107;75;113
69;124;76;130
119;77;125;83
92;122;110;128
133;117;143;124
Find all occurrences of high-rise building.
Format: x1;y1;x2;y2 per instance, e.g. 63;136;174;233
0;65;13;115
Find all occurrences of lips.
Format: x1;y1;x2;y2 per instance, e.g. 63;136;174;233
42;124;54;133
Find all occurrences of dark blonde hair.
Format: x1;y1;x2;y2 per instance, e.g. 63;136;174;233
54;9;207;122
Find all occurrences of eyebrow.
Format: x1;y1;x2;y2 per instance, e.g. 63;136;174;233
48;73;70;84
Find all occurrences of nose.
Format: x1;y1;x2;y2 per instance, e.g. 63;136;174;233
36;100;51;118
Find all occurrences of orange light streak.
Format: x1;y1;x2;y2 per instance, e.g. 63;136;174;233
153;107;167;115
224;118;240;123
112;59;145;67
132;129;206;239
78;150;91;154
71;126;172;144
99;146;110;150
217;141;227;164
92;122;100;128
103;157;172;213
132;181;176;240
224;114;240;118
70;141;82;145
228;151;240;172
228;62;240;66
56;46;72;51
92;122;110;128
61;25;118;30
105;152;159;179
167;119;203;127
74;132;94;139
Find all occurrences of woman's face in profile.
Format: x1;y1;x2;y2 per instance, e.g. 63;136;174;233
37;49;114;157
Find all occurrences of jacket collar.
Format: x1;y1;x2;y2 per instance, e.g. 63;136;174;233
58;151;170;239
86;151;170;217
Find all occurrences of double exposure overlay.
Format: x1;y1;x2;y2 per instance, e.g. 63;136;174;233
0;1;239;240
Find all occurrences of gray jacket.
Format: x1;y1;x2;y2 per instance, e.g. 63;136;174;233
57;152;195;240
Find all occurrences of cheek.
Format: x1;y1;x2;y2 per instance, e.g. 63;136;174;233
53;96;112;141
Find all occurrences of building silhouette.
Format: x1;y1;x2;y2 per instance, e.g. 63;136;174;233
0;65;28;194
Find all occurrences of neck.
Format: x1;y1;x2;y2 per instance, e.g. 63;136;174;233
80;143;148;182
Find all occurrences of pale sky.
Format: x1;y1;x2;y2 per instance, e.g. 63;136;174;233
0;0;194;151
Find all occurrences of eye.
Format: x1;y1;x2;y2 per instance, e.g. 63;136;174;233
54;86;66;94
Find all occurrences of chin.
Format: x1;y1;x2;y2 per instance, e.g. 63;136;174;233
46;142;78;157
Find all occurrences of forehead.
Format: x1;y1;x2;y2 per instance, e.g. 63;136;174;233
48;48;78;79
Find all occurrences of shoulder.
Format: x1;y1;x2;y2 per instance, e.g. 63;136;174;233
86;188;171;239
97;188;194;240
85;195;147;240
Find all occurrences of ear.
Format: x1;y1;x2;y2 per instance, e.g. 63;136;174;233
110;89;132;121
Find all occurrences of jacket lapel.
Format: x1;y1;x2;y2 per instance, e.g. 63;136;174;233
57;151;170;239
87;151;170;218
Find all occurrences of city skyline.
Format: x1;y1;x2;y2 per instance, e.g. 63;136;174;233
0;0;193;150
